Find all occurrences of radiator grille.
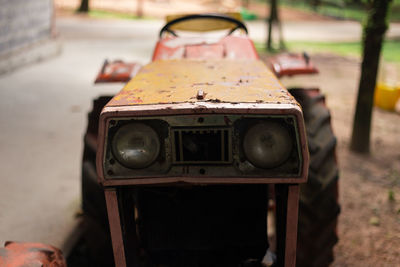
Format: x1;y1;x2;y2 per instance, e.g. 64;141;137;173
172;127;232;164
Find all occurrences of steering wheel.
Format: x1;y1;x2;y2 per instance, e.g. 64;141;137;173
159;13;248;38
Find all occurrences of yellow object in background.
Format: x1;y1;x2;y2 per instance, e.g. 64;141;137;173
374;82;400;111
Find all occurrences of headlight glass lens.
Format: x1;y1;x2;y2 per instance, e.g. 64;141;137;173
112;122;160;169
243;121;293;169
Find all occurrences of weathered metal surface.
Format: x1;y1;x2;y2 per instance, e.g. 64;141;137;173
105;189;127;267
285;185;300;267
185;43;225;59
107;59;297;107
102;115;302;180
268;53;318;78
95;60;142;84
96;102;309;186
0;241;66;267
152;36;258;61
221;36;259;59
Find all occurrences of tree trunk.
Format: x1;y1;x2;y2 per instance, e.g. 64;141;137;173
267;0;284;51
77;0;89;13
137;0;143;18
350;0;392;153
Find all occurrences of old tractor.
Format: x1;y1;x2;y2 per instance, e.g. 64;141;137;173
1;13;340;267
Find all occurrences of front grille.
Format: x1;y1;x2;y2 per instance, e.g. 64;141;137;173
172;127;232;164
103;115;303;180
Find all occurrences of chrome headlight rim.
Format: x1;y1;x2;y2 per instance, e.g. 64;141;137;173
242;121;293;169
111;122;160;169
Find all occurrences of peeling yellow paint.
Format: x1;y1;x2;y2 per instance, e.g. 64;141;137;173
107;59;297;107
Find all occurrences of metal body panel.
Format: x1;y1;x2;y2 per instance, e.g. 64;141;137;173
103;114;302;179
107;59;296;107
97;102;309;186
95;60;142;83
268;53;318;78
99;60;308;186
0;241;67;267
285;185;300;267
104;189;127;267
152;36;258;61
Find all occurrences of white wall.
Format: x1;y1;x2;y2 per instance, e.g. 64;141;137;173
0;0;53;56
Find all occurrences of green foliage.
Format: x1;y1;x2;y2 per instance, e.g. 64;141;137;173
240;7;258;20
278;0;400;21
256;40;400;63
88;9;148;20
388;189;395;202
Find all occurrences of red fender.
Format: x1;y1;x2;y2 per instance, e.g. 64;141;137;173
0;241;67;267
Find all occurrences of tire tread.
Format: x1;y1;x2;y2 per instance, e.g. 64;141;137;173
289;88;340;267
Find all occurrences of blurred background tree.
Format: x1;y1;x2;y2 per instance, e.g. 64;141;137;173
78;0;89;12
266;0;285;51
350;0;393;153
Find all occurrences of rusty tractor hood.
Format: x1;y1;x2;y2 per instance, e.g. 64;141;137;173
106;59;298;107
97;59;309;186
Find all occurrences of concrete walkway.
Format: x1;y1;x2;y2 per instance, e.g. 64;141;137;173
0;17;160;249
0;15;399;251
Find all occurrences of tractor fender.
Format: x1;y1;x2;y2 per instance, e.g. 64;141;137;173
0;241;66;267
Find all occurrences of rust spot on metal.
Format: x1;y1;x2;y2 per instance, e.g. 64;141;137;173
132;97;143;103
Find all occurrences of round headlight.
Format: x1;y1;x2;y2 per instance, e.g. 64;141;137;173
243;121;293;169
111;122;160;169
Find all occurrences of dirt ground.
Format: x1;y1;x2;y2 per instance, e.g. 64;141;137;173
277;54;400;266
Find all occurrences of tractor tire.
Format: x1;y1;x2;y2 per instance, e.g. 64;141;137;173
82;96;113;229
68;96;114;267
289;88;340;267
74;92;340;267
